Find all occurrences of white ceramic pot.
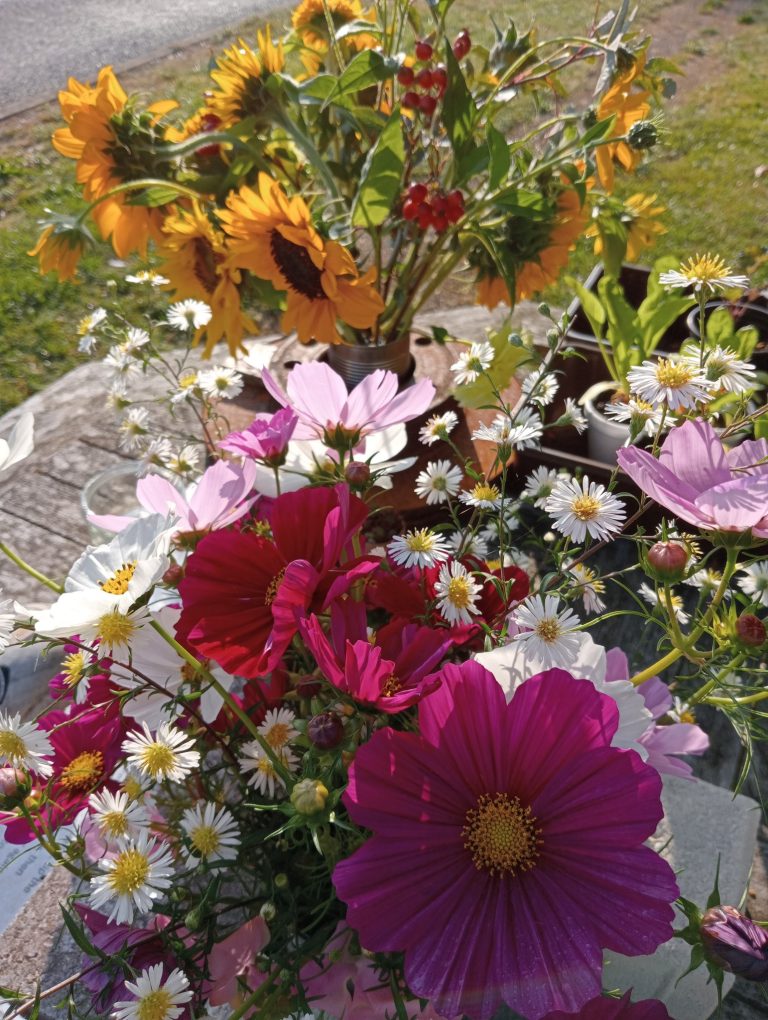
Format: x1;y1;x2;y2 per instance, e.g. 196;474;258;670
580;380;631;466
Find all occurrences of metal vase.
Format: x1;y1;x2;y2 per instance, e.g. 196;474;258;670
326;335;414;389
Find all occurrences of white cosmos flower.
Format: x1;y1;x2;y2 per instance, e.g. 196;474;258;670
639;582;690;624
89;788;150;846
627;357;714;409
388;528;451;569
89;833;174;924
521;369;559;407
603;397;665;437
545;476;625;543
738;561;768;607
509;594;582;669
0;413;34;480
451;341;494;384
239;741;298;799
0;710;53;777
415;460;463;505
197;367;244;401
434;560;482;625
659;253;749;295
181;802;240;865
167;300;212;331
522;466;563;509
459;481;503;510
419;410;459;446
122;721;200;783
112;964;192;1020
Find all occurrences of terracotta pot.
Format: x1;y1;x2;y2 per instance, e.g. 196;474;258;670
326;334;414;389
580;381;631;465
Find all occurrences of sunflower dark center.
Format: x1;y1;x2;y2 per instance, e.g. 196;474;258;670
270;230;325;300
192;237;221;294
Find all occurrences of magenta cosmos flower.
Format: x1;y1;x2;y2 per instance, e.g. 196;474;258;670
542;991;672;1020
261;361;435;448
219;407;298;465
617;419;768;538
333;662;678;1020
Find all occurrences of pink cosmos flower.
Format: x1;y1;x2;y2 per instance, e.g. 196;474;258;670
89;459;258;536
333;661;678;1020
261;361;435;447
300;602;452;712
542;991;672;1020
208;917;270;1006
605;648;709;779
617;419;768;537
219;407;298;464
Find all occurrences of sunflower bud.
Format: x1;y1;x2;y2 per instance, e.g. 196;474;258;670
615;46;637;75
735;613;767;648
647;541;688;580
700;905;768;981
583;107;598;129
290;778;329;815
628;120;659;151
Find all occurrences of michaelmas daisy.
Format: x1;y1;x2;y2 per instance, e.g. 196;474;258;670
181;801;240;865
388;528;451;569
545;476;625;543
434;560;482;626
112;964;192;1020
89;832;174;923
510;594;582;669
0;710;53;777
627;357;713;409
418;410;458;447
659;253;749;295
415;460;463;505
122;722;200;783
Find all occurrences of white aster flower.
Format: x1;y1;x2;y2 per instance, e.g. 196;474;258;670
141;437;174;469
58;647;98;703
258;707;298;750
119;406;151;452
701;345;757;395
627;357;714;409
120;327;151;355
568;563;606;614
112;964;192;1020
545;476;626;542
415;460;463;505
639;582;690;625
181;802;240;865
0;710;53;777
447;530;490;559
684;568;727;598
107;380;132;412
0;591;15;652
418;410;459;446
388;528;451;568
89;833;174;924
165;444;201;476
76;308;107;353
668;696;698;725
558;397;588;434
167;300;212;331
451;341;494;384
510;594;582;669
603;397;665;437
472;409;543;451
170;371;202;405
122;721;200;783
89;788;150;845
522;466;562;509
239;741;298;799
521;368;559;407
434;560;482;626
0;412;34;480
659;253;749;295
125;270;170;286
197;367;244;401
738;561;768;607
458;481;503;510
104;345;141;380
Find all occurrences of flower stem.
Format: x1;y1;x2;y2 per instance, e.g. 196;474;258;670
0;542;63;593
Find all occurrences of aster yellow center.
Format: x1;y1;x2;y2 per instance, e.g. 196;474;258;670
140;743;176;778
462;793;541;876
60;750;104;791
472;484;499;502
97;610;136;648
100;561;137;595
190;823;221;857
264;723;292;748
123;776;144;800
77;314;96;336
535;618;561;643
680;253;731;283
137;989;174;1020
655;360;695;388
0;731;27;761
447;577;472;609
100;810;129;838
406;530;437;553
264;567;287;607
571;494;601;521
108;848;150;896
62;652;86;688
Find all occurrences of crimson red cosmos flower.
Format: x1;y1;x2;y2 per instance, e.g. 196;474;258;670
177;484;374;677
334;662;678;1020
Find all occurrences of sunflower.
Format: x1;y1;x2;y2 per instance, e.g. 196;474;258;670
292;0;377;73
52;67;177;258
158;203;258;357
207;28;285;128
475;187;586;308
595;56;651;193
220;173;383;344
28;223;88;282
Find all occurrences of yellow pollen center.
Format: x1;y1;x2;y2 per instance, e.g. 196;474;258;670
472;484;499;502
264;567;287;606
100;810;129;838
140;743;176;778
97;611;136;649
535;618;561;643
406;529;435;553
655;360;695;388
137;989;174;1020
122;777;144;800
447;577;472;609
681;253;730;281
571;495;601;521
257;758;278;778
100;561;137;595
62;652;86;687
264;723;292;748
77;315;96;336
381;674;404;698
108;847;150;896
190;824;221;857
0;732;27;762
60;750;104;791
179;372;199;391
462;793;541;876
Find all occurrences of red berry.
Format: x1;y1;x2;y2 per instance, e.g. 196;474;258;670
431;194;447;214
307;711;345;750
418;94;437;115
408;182;428;202
401;90;420;109
402;199;419;221
453;30;471;59
415;68;434;89
446;204;463;224
417;207;433;230
397;65;415;86
432;66;448;92
647;541;688;580
415;40;433;61
736;613;767;648
446;189;464;207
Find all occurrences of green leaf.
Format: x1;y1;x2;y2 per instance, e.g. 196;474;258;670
60;905;108;960
0;985;23;1000
351;113;404;227
323;51;398;106
487;124;510;190
637;294;697;353
126;185;180;208
594;217;629;280
756;415;768;441
441;44;475;161
676;942;706;985
569;278;607;337
706;856;722;909
581;115;616;147
705;307;736;345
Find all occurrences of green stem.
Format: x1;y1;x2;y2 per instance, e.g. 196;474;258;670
706;689;768;707
0;542;63;593
76;178;205;224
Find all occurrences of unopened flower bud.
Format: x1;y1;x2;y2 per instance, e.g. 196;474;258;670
537;302;551;318
274;872;289;889
260;901;277;922
583;107;598;129
647;541;688;580
507;332;524;346
290;778;329;815
162;563;185;587
307;711;345;750
184;907;204;931
546;328;559;345
700;905;768;981
628;120;659;151
0;767;24;797
345;461;371;487
295;675;322;700
735;613;766;648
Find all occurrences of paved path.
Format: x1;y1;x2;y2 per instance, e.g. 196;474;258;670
0;0;280;119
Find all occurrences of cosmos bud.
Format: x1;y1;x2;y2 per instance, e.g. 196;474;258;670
647;541;688;580
307;711;344;750
735;613;766;648
700;905;768;981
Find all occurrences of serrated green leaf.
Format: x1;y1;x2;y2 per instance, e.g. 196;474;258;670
487;124;510;190
351;113;404;227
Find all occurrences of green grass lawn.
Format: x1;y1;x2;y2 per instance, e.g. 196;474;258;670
1;0;766;414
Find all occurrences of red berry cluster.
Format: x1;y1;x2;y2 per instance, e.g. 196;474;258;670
402;183;465;232
397;40;447;117
453;29;471;60
194;112;223;159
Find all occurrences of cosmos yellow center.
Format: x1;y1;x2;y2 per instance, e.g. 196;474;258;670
655;360;695;389
100;561;137;595
99;810;129;838
571;494;601;521
62;652;86;688
680;253;730;282
447;577;472;609
462;793;541;876
381;674;404;698
534;618;561;643
0;732;27;761
264;567;287;607
60;750;104;791
140;743;176;777
137;989;174;1020
471;484;499;502
190;824;221;857
108;848;150;895
97;610;136;648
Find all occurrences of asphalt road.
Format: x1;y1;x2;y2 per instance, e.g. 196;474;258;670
0;0;279;119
